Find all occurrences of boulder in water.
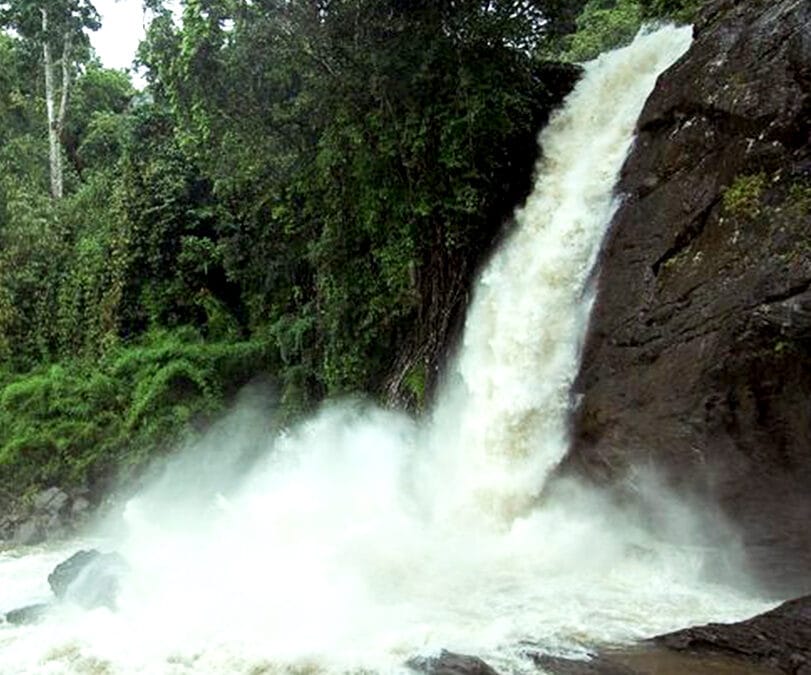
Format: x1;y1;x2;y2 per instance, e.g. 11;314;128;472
48;549;128;609
4;603;52;625
406;650;500;675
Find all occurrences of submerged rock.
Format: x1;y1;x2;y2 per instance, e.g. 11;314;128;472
48;549;128;609
568;0;811;594
406;650;500;675
4;603;52;626
3;549;128;624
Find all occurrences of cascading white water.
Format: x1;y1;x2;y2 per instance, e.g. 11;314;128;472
428;24;691;525
0;26;772;675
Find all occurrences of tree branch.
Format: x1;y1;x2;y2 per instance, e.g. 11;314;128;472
58;28;73;129
41;5;63;198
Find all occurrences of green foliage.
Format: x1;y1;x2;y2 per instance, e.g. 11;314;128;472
0;0;101;41
0;32;40;146
557;0;644;62
0;331;269;493
403;362;427;411
0;32;49;202
788;181;811;213
549;0;708;64
773;340;795;355
723;173;766;219
639;0;706;23
0;191;65;366
66;64;134;174
143;0;559;404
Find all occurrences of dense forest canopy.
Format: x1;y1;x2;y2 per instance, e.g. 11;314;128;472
0;0;702;499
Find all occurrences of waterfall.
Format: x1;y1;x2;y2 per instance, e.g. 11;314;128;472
429;25;694;524
0;26;770;675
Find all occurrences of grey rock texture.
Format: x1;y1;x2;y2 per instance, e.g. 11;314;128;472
4;603;51;626
406;650;500;675
568;0;811;595
653;594;811;674
48;549;128;609
0;486;94;545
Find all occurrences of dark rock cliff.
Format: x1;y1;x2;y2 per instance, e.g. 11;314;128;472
568;0;811;595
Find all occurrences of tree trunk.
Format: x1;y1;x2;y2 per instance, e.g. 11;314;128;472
40;7;71;200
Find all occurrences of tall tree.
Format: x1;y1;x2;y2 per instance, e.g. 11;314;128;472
136;0;581;404
1;0;100;198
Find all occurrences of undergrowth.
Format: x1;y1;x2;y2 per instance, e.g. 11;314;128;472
0;329;269;495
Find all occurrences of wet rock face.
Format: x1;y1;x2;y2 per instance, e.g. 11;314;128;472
4;603;51;626
0;487;93;545
48;549;128;609
653;594;811;674
568;0;811;594
531;597;811;674
3;549;128;625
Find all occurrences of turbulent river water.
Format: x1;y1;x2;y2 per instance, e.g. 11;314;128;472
0;26;774;675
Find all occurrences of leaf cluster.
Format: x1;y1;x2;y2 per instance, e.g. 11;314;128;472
0;330;269;493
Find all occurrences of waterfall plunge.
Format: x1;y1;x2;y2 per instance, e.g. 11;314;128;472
429;25;692;525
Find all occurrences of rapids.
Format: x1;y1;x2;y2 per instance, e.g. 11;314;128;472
0;26;772;675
